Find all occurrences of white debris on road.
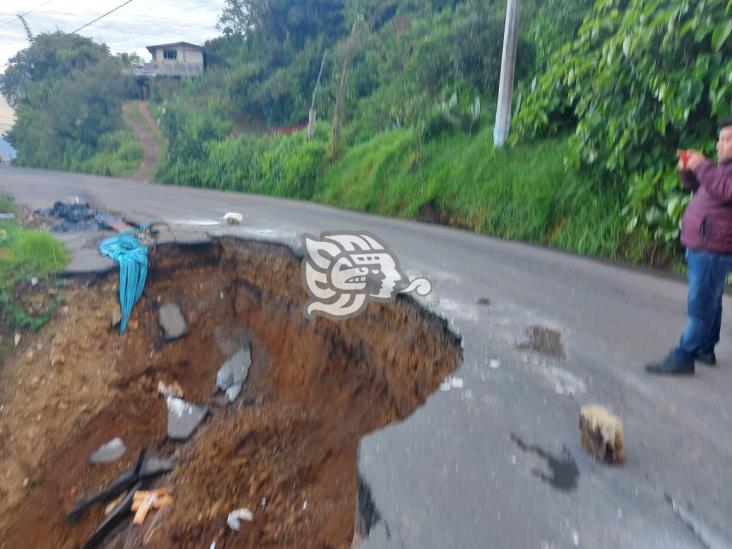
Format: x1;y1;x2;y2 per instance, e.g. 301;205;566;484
440;375;465;391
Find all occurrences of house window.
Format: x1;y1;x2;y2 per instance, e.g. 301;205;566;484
163;49;177;60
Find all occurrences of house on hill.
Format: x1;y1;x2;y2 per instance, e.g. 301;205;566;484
137;42;204;77
130;42;204;99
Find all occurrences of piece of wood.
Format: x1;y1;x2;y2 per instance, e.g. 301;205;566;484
131;489;173;525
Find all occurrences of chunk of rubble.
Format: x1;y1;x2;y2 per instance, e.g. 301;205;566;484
579;404;624;464
89;437;127;464
166;397;208;440
159;304;188;341
216;343;251;402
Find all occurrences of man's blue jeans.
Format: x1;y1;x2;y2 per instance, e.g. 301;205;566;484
673;249;732;362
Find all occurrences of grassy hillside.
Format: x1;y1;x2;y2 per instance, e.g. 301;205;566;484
314;126;627;259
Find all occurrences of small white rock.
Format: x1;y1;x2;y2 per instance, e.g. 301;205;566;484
30;277;39;287
489;359;500;369
572;529;579;546
451;377;464;389
227;508;253;531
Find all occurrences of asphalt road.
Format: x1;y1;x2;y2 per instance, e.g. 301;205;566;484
2;165;731;549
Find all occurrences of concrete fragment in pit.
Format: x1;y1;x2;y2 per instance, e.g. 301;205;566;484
166;397;208;440
579;404;624;464
159;303;187;341
89;437;126;464
216;343;251;402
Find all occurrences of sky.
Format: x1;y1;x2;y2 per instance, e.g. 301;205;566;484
0;0;226;75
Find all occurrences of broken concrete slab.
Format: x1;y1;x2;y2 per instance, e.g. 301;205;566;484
89;437;126;464
579;404;624;464
159;304;187;341
54;232;117;276
166;397;208;441
216;343;251;402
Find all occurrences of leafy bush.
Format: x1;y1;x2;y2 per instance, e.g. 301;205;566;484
343;1;534;142
513;0;732;259
77;130;143;176
158;118;328;198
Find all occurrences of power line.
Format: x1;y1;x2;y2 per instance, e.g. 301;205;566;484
71;0;134;34
0;0;56;29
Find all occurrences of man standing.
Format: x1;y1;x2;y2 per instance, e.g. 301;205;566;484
647;118;732;374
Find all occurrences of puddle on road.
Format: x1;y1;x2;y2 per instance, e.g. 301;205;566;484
517;325;566;360
510;434;579;492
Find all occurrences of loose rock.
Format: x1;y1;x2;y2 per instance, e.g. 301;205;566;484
216;343;251;402
159;304;187;341
579;404;624;464
89;437;127;464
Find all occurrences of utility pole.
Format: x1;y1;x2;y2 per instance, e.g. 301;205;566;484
493;0;520;148
308;49;327;141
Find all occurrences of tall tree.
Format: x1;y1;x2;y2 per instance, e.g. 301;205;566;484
219;0;347;49
1;32;130;168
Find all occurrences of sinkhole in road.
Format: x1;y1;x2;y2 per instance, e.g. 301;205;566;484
1;237;462;548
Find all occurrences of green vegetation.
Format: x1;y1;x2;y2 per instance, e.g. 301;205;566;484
313;125;625;258
4;0;731;269
514;0;732;264
0;198;68;330
0;32;140;176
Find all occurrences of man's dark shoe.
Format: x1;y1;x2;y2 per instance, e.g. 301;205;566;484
645;354;695;375
695;352;717;366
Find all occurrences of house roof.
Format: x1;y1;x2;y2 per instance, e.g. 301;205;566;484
146;42;203;54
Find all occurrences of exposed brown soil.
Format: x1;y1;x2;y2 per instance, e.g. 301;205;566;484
0;237;461;548
122;101;161;182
